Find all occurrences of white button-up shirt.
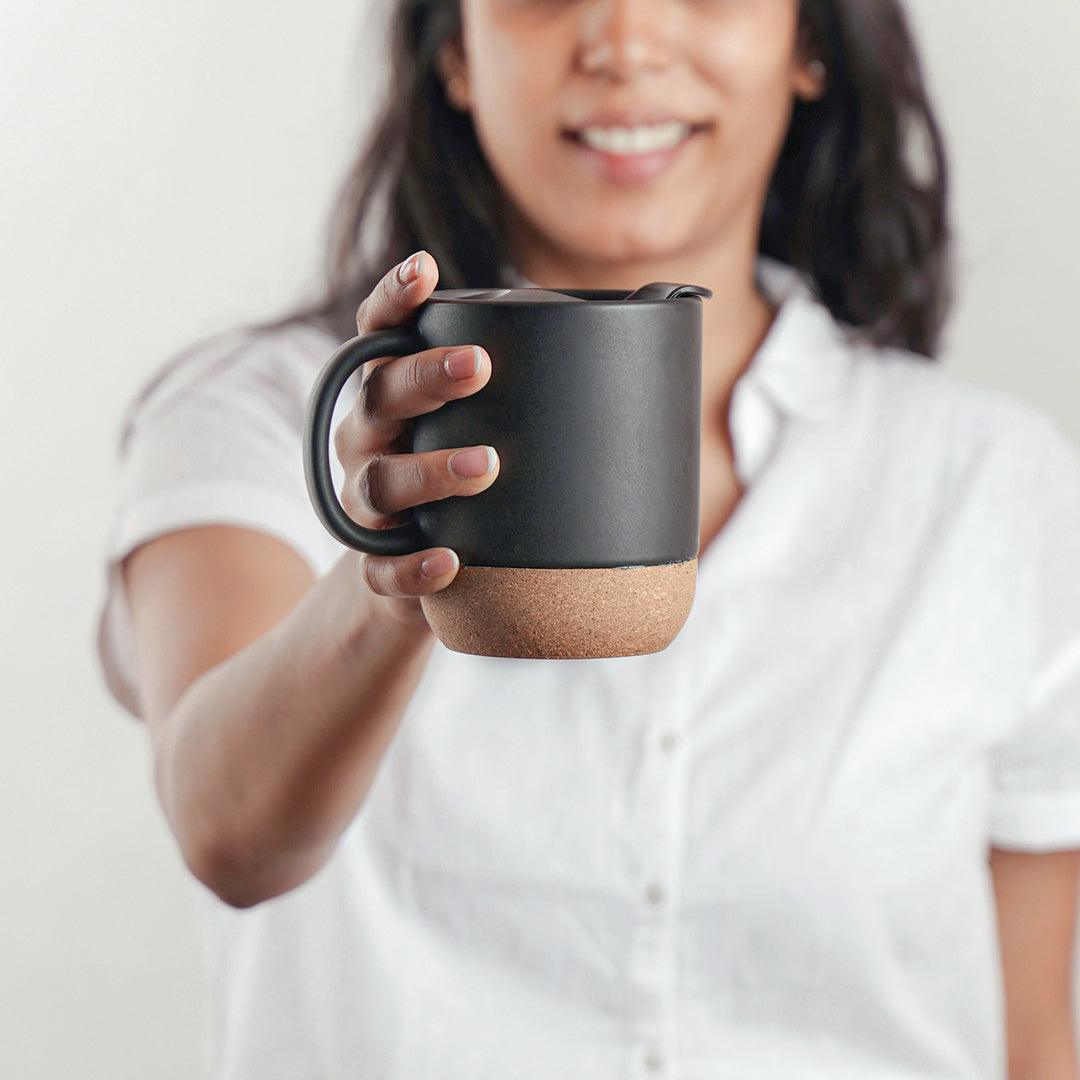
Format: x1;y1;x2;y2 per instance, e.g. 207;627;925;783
96;258;1080;1079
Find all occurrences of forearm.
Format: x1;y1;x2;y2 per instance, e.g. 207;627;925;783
1008;1015;1080;1080
155;551;436;907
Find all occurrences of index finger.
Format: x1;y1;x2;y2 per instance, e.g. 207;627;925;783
356;250;439;335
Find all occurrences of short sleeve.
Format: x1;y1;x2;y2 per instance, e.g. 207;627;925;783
94;322;343;720
988;409;1080;851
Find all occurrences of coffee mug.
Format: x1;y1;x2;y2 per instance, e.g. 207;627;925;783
303;281;712;659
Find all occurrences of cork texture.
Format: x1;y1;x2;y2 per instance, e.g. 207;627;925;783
420;559;697;659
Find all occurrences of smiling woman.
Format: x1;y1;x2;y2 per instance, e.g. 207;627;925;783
440;0;827;261
95;1;1080;1078
253;0;948;357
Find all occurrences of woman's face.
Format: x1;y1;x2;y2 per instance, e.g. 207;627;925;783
441;0;823;271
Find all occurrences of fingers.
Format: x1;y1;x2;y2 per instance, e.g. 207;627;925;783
339;250;493;605
340;444;500;530
356;250;438;335
334;343;491;458
358;546;462;599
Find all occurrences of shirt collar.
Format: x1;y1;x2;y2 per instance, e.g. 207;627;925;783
748;256;856;424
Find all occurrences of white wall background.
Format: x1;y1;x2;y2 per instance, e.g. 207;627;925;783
1;2;1077;1077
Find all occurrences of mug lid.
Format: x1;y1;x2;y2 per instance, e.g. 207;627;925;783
427;282;713;304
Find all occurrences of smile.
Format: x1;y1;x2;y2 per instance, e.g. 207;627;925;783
561;120;712;186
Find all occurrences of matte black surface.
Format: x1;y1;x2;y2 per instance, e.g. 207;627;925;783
303;283;709;567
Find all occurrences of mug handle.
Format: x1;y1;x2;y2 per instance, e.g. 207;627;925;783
303;325;429;556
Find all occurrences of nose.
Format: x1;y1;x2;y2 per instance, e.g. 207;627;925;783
576;0;675;83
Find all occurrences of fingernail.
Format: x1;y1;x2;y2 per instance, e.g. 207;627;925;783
448;445;497;478
443;346;481;379
398;251;425;285
421;549;458;578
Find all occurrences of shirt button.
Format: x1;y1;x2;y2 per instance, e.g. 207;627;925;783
658;730;677;753
644;880;666;907
643;1045;665;1071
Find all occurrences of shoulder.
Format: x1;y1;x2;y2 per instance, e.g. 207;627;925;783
117;319;341;454
846;337;1080;670
847;334;1078;487
757;258;1071;469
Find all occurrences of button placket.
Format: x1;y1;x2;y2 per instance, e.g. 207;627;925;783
625;660;689;1078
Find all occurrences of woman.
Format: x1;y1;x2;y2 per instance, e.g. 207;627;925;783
96;0;1080;1076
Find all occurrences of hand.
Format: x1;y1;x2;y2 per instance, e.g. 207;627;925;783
332;250;499;632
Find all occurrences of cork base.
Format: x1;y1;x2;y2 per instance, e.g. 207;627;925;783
419;560;697;659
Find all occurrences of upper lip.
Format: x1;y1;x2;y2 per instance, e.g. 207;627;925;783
563;109;712;134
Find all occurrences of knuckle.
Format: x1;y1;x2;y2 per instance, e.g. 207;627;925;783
355;370;382;427
402;352;427;398
357;554;382;595
332;415;351;462
355;265;398;332
386;558;412;597
355;294;372;333
358;454;389;516
340;452;411;530
353;455;407;529
339;470;362;519
361;551;412;599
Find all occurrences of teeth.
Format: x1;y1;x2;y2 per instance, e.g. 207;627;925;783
578;121;692;155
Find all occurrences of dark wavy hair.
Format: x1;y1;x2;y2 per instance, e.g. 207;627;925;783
253;0;952;359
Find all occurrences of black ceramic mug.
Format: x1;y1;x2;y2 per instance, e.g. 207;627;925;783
303;281;712;660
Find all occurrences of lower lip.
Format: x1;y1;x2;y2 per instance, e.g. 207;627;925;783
563;126;706;186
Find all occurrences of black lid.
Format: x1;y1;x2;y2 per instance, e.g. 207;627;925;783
427;282;713;304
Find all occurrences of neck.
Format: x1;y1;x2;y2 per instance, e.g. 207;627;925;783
508;228;776;440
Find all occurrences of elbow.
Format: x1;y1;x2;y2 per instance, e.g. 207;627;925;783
182;828;270;910
205;871;266;911
151;741;329;909
179;808;334;910
152;736;279;908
